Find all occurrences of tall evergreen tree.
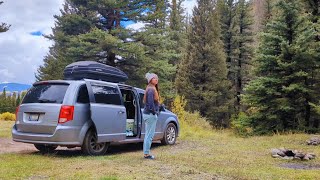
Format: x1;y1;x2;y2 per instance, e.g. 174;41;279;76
159;0;187;103
0;88;7;113
0;91;20;113
36;1;93;81
217;0;236;83
11;92;16;107
36;0;153;88
0;1;10;32
300;0;320;128
217;0;253;113
176;0;233;127
134;0;178;102
37;0;179;103
169;0;186;65
242;0;320;134
233;0;254;112
170;0;184;31
1;88;6;99
16;93;21;106
302;0;320;29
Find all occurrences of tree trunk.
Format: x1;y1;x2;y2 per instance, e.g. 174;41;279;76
115;10;121;28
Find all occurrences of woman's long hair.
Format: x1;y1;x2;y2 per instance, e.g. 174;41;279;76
143;83;160;104
155;84;160;103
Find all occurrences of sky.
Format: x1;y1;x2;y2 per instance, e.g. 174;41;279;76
0;0;196;85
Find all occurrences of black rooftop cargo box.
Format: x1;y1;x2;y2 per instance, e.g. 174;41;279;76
63;61;128;83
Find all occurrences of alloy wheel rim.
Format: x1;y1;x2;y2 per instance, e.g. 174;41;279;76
90;133;105;151
166;126;176;143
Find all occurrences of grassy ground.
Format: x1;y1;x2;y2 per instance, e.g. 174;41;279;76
0;120;14;138
1;121;320;179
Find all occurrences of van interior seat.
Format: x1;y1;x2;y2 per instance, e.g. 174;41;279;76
124;92;135;119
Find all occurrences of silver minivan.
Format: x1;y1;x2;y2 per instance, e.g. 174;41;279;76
12;79;179;155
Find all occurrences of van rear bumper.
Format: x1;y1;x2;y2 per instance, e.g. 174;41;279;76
12;124;83;146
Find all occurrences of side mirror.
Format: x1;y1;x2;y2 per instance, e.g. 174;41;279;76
159;104;166;112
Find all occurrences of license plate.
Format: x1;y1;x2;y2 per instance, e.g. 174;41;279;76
29;114;39;121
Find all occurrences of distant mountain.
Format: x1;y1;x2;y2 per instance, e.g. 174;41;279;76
0;83;31;93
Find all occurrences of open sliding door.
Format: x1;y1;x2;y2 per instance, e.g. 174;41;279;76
85;79;126;143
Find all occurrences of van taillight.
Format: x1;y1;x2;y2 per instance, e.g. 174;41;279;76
58;106;74;124
15;106;20;121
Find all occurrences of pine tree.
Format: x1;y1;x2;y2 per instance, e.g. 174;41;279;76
11;92;16;106
134;0;178;102
0;1;10;33
301;0;320;27
1;88;6;99
169;0;187;65
170;0;184;31
9;93;17;112
36;0;152;88
16;93;21;106
36;0;92;81
176;0;233;127
217;0;253;113
242;0;320;134
300;0;320;129
37;0;182;104
0;88;7;113
233;0;254;112
217;0;237;83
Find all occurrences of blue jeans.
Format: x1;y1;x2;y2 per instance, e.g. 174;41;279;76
143;113;158;155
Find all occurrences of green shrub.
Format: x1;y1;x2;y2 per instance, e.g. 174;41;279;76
231;112;253;137
0;112;16;121
171;95;214;139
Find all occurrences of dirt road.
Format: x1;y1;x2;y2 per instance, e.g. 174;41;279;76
0;138;36;154
0;138;82;154
0;137;149;155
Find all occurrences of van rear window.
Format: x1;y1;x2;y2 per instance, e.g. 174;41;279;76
22;84;69;104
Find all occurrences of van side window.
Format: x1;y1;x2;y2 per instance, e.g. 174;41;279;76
92;85;122;105
139;93;145;107
77;85;89;103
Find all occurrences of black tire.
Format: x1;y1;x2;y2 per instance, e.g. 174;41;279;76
81;128;109;156
161;123;177;145
34;144;57;153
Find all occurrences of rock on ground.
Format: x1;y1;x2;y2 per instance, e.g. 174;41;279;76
306;136;320;145
271;148;316;161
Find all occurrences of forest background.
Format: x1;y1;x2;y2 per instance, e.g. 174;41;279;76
1;0;320;136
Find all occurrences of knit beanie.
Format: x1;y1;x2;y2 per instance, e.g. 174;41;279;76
145;72;158;83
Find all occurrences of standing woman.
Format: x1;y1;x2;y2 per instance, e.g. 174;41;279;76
143;72;160;159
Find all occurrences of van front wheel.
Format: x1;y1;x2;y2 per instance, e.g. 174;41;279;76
82;129;109;156
161;123;177;145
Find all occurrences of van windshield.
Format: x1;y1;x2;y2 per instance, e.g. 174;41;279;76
22;83;69;104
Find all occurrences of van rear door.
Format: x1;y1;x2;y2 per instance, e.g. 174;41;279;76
16;82;69;134
85;79;126;143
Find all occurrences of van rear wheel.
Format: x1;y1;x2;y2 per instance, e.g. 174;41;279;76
34;144;57;153
82;128;109;156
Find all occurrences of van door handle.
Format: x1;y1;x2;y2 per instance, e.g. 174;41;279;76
118;111;125;114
